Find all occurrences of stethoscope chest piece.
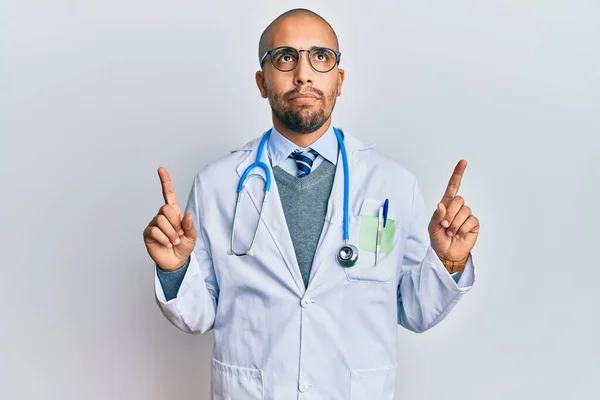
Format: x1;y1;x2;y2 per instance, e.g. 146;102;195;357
337;243;359;268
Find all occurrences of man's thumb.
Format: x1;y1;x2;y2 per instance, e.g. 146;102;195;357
429;202;447;232
182;212;197;239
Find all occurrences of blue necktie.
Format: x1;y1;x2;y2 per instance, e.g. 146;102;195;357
289;148;319;178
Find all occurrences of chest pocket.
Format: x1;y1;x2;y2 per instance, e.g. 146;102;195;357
344;198;400;283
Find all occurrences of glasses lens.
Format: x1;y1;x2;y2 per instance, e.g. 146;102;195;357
270;47;299;71
310;48;337;72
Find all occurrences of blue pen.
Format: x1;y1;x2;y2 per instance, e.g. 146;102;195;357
382;199;389;228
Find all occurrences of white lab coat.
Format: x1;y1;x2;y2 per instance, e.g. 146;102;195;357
154;130;476;400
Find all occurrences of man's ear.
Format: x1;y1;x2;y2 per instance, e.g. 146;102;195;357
255;71;268;98
336;68;345;97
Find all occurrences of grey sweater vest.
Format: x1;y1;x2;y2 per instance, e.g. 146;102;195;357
272;161;336;288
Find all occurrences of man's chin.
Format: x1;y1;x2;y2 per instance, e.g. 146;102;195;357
288;120;328;134
272;106;329;133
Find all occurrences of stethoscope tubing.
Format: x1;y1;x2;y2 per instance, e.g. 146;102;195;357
232;126;357;267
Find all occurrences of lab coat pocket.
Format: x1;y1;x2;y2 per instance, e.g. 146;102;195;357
344;199;399;283
211;358;264;400
349;364;397;400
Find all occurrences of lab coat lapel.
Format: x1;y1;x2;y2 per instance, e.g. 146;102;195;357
234;138;306;296
308;133;370;287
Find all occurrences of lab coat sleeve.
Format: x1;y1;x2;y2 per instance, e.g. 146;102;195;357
396;177;475;333
154;173;218;335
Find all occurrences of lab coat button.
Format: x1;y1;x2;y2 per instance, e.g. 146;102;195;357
299;381;312;392
300;298;312;308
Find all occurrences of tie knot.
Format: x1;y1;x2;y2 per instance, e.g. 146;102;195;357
289;148;319;177
291;148;318;159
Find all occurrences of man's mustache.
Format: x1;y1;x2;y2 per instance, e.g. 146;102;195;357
284;87;324;100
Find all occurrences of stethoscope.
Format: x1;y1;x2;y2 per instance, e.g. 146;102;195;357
228;126;359;268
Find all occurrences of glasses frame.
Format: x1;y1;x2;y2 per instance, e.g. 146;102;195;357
260;46;342;73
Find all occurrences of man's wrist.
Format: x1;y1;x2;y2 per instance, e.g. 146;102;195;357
438;253;469;274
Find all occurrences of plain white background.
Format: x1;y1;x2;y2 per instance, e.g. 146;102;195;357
1;0;598;399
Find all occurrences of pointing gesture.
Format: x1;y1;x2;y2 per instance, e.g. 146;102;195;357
428;160;480;263
143;167;198;271
159;167;183;217
440;159;466;207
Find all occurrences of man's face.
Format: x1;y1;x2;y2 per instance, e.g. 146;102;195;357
256;16;345;134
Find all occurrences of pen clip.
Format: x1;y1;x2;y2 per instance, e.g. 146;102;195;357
375;207;383;266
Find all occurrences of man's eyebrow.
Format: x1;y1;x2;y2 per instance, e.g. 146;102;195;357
271;45;331;50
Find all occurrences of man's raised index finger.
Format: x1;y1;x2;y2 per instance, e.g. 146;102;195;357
441;159;467;204
158;167;178;205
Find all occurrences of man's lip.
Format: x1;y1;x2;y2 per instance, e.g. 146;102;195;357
289;93;319;100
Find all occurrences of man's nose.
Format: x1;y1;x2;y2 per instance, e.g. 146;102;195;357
293;51;314;85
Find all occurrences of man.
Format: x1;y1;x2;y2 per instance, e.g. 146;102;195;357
143;8;479;399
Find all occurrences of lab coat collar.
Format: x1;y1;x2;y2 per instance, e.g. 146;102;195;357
231;127;374;154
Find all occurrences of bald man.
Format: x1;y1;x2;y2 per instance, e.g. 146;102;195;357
144;8;479;399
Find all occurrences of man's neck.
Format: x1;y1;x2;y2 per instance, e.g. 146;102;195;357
273;118;331;148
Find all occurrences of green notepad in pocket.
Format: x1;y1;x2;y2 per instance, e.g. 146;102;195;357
358;215;395;253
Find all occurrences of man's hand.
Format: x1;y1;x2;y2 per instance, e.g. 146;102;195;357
143;167;197;271
428;160;480;262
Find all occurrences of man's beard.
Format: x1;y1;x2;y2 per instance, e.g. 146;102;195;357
268;87;336;134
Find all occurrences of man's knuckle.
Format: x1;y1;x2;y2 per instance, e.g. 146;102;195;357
149;226;160;237
157;214;168;225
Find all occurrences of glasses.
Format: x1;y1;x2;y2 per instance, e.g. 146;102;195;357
260;46;341;73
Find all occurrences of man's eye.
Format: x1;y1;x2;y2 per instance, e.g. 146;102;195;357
312;51;331;62
274;52;296;64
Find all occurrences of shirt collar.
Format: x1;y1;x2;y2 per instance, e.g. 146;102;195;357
268;125;339;167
